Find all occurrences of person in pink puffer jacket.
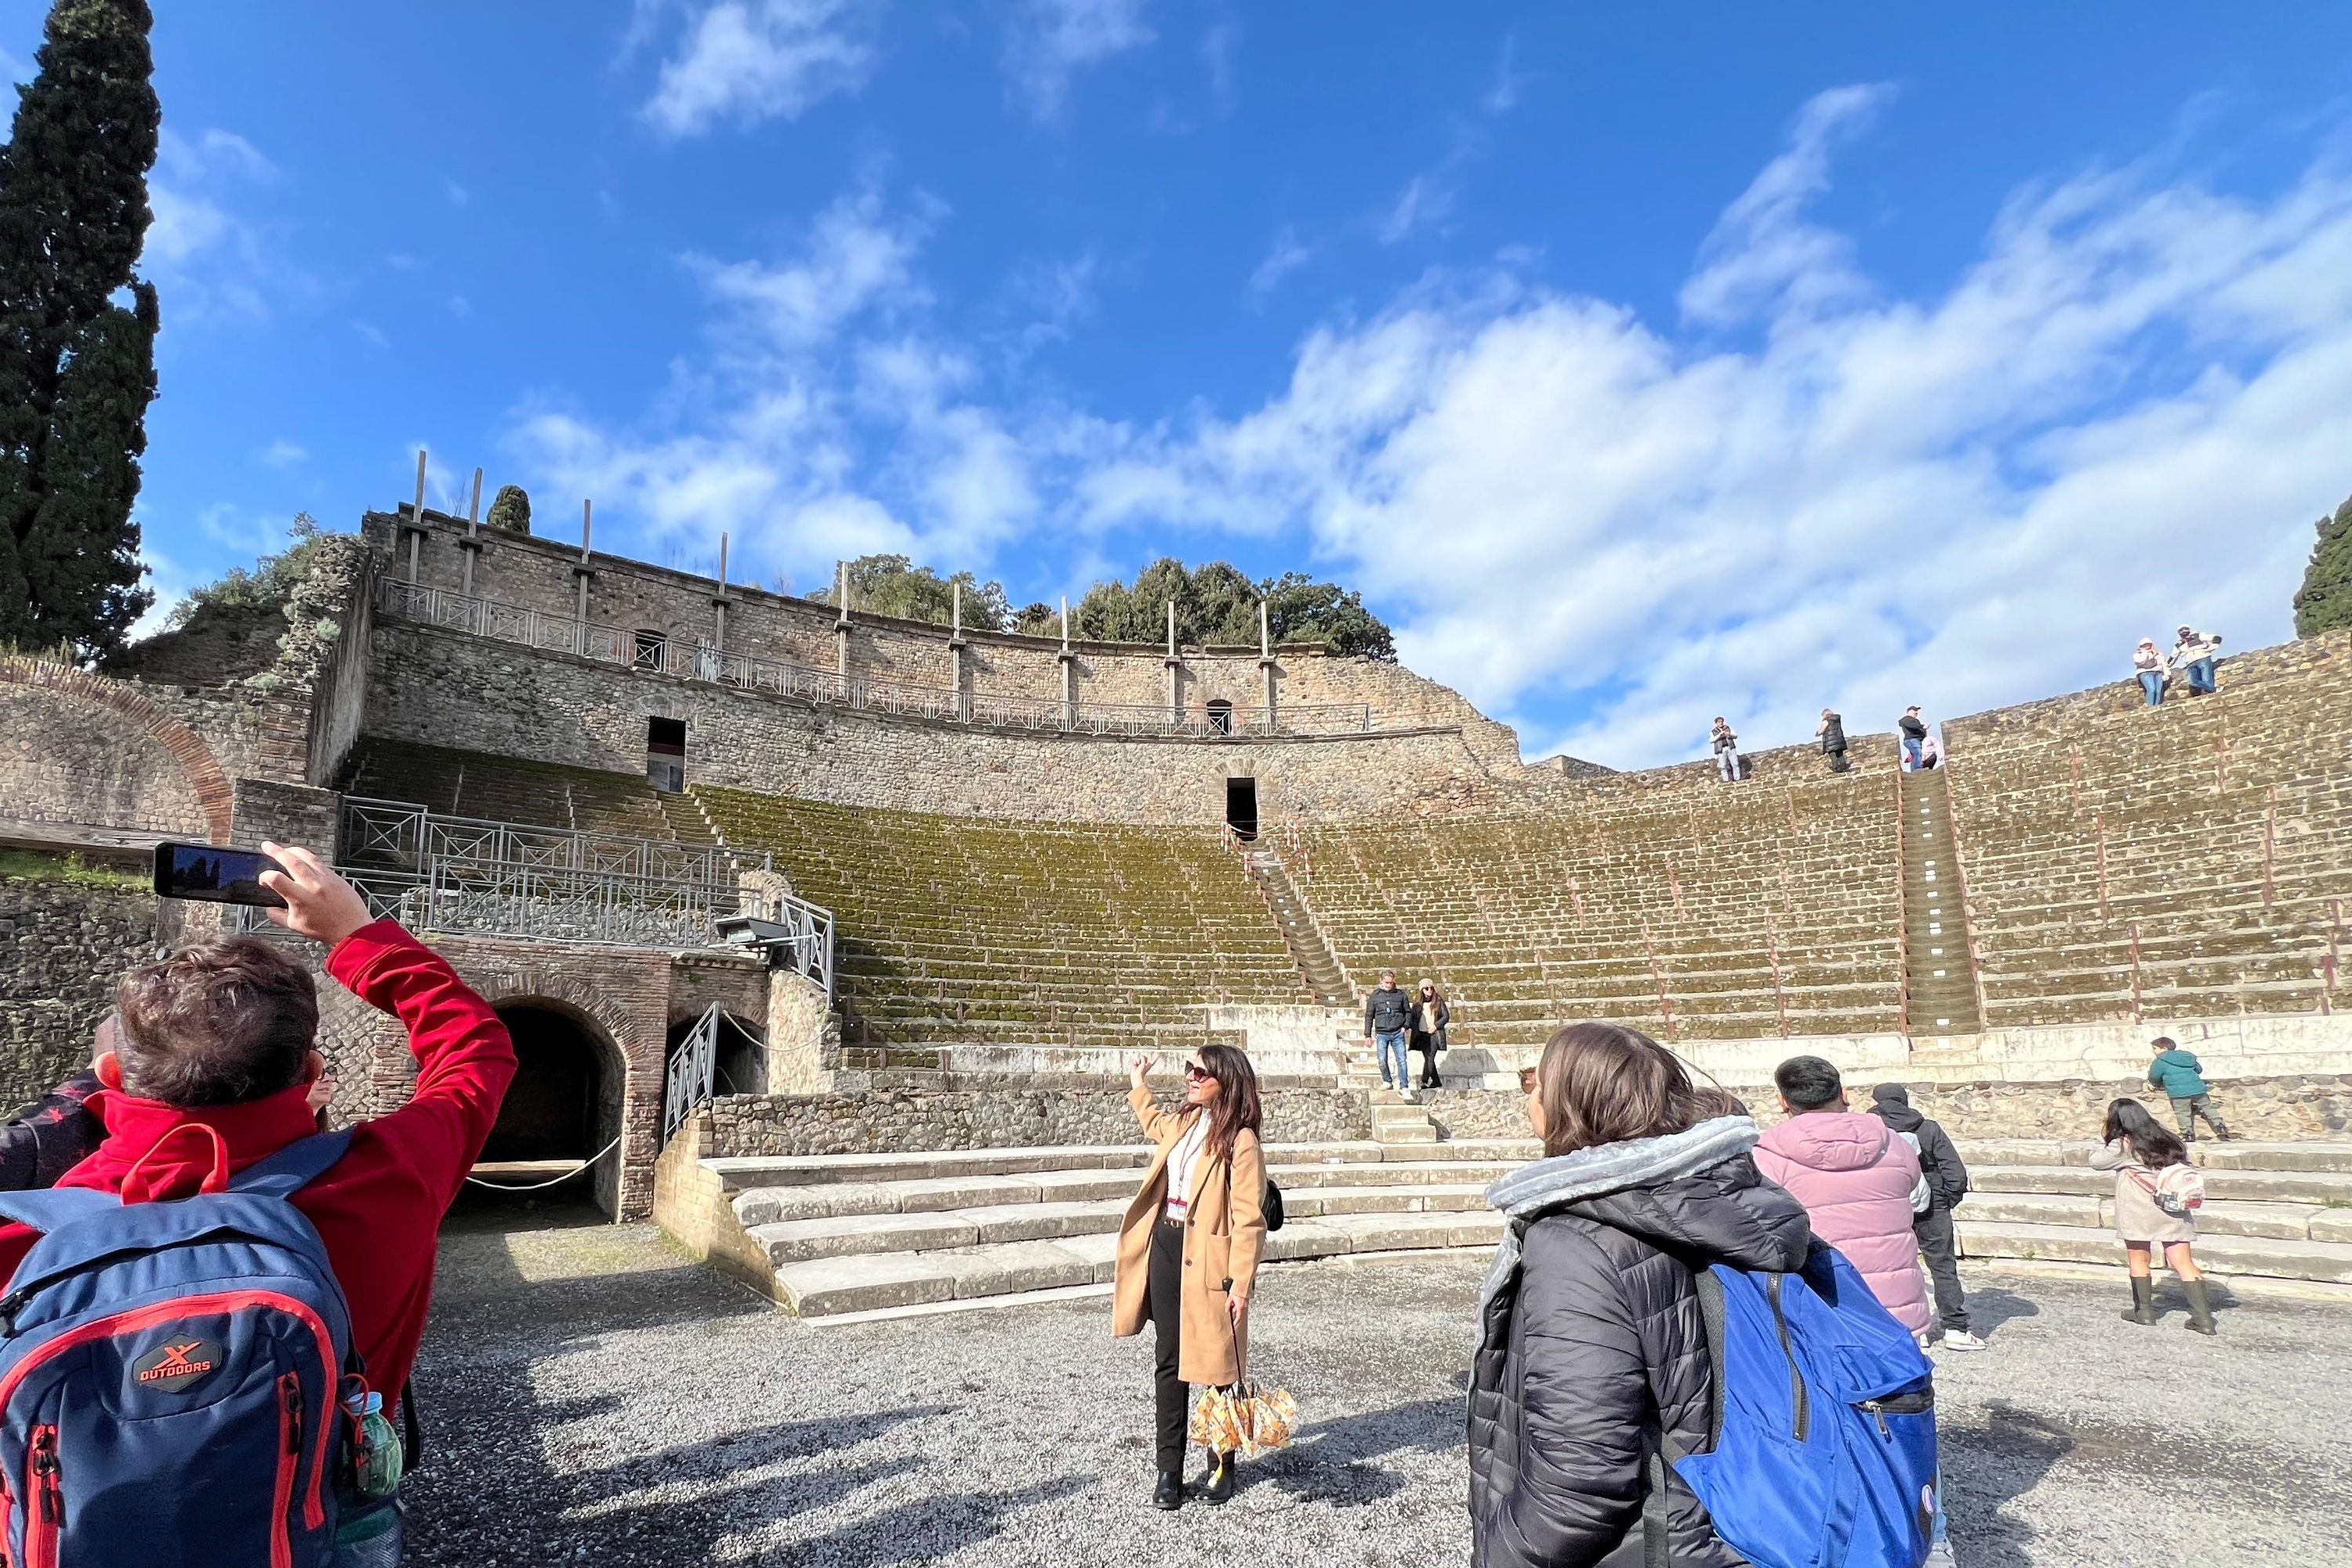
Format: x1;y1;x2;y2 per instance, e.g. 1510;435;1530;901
1752;1056;1932;1336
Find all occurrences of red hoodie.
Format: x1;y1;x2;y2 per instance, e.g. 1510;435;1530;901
0;919;516;1402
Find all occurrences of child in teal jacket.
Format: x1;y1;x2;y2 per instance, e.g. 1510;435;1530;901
2147;1037;2230;1141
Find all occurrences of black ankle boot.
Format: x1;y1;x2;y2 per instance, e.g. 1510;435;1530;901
2121;1276;2158;1325
1152;1470;1184;1510
2183;1278;2218;1336
1201;1451;1236;1505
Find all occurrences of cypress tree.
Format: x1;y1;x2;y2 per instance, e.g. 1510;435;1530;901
0;0;160;660
485;484;532;534
2293;492;2352;638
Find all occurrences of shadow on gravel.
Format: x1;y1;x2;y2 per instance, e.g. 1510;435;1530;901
1964;1288;2042;1336
402;1228;957;1565
786;1475;1092;1567
1941;1398;2078;1568
1246;1394;1466;1507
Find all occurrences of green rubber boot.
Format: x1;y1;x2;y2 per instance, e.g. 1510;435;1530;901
2120;1276;2158;1326
2183;1278;2218;1336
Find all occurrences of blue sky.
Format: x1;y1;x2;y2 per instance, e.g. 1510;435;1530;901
9;2;2352;767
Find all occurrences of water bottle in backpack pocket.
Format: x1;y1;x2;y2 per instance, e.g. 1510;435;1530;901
0;1131;382;1568
1663;1243;1941;1568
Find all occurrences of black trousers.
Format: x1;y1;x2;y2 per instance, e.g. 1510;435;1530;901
1915;1205;1969;1333
1414;1042;1443;1087
1149;1218;1189;1472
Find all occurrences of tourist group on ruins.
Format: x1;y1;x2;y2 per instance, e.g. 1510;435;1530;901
1708;621;2227;783
0;843;2244;1565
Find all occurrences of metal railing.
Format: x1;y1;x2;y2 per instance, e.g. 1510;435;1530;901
376;578;1376;738
336;797;834;992
665;1002;722;1143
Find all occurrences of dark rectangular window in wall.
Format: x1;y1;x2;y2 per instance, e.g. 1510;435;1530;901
633;629;669;671
647;716;687;793
1225;777;1258;842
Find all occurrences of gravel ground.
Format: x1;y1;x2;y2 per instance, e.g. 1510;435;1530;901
404;1203;2352;1567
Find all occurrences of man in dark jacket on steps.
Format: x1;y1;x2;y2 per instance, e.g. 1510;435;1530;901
1363;971;1416;1094
1869;1083;1981;1350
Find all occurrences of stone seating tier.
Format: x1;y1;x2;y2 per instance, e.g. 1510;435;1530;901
661;1136;2352;1317
341;739;686;842
1947;646;2352;1027
1292;779;1904;1044
693;788;1312;1049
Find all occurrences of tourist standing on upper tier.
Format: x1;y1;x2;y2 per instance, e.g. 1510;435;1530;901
1112;1045;1269;1508
1470;1024;1811;1568
2133;637;2169;705
1898;706;1929;771
1409;978;1450;1089
2170;625;2223;694
1752;1056;1933;1340
2092;1098;2216;1334
1817;708;1850;773
1710;717;1741;782
1867;1084;1984;1351
2147;1036;2232;1142
1364;970;1416;1095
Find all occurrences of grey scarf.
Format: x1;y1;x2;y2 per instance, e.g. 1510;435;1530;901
1475;1116;1759;1359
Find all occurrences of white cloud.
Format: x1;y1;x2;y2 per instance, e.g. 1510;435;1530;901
144;127;308;325
1079;88;2352;768
1483;36;1527;116
1376;175;1449;245
639;0;877;138
445;179;470;207
350;320;389;349
259;439;307;470
687;183;935;349
1200;20;1239;117
1248;227;1313;298
1004;0;1153;123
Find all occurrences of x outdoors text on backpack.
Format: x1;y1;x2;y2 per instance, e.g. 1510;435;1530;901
0;1130;387;1568
1653;1244;1941;1568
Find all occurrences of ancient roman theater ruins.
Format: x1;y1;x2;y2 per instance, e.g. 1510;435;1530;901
4;498;2349;1316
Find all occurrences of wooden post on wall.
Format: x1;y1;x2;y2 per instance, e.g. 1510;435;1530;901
948;579;970;721
456;464;485;597
1163;600;1182;727
833;562;851;689
570;500;594;653
1057;595;1078;728
405;449;426;583
711;532;730;659
1257;599;1278;729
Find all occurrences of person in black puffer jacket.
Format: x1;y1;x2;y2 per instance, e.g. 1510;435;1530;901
1469;1022;1813;1568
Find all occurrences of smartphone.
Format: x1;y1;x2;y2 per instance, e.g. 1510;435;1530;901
152;842;286;907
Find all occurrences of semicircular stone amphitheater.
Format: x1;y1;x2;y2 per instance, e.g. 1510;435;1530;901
3;502;2347;1316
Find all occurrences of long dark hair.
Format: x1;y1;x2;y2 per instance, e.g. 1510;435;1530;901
2104;1098;2187;1169
1196;1041;1263;1163
1533;1022;1740;1158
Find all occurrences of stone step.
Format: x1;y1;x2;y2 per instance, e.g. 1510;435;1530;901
771;1209;1510;1316
1957;1138;2352;1174
1954;1220;2352;1286
1373;1123;1440;1145
1963;1163;2352;1205
1956;1190;2351;1241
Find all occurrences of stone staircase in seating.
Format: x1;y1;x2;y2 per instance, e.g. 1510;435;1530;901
1240;847;1355;1007
1953;1138;2352;1295
662;1136;1541;1319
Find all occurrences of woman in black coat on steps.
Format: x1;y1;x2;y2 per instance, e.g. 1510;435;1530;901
1468;1023;1813;1568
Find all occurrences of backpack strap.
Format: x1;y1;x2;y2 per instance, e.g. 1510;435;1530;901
1641;1262;1730;1566
0;1185;118;1238
228;1130;354;1200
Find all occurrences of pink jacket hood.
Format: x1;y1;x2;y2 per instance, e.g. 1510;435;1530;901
1754;1110;1931;1334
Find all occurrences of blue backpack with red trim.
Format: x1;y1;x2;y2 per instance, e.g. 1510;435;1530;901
0;1131;362;1568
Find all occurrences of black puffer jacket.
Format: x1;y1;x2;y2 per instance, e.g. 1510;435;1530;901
1469;1118;1813;1568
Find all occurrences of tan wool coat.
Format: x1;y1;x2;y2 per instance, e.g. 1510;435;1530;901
1110;1083;1268;1388
2091;1139;2197;1245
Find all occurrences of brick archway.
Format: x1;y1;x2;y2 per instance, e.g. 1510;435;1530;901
459;963;667;1220
0;655;234;841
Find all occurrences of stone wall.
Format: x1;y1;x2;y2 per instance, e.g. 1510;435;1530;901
699;1083;1370;1157
0;869;158;1108
367;510;1523;763
362;622;1523;826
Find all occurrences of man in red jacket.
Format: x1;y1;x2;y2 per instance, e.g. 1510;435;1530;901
0;842;517;1414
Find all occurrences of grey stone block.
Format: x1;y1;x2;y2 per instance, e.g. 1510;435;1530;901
777;1253;961;1316
888;1175;1044;1213
750;1211;980;1266
943;1240;1100;1298
956;1200;1123;1243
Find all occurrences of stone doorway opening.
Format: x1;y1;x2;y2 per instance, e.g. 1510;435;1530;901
1225;776;1259;842
646;716;686;793
477;1003;626;1216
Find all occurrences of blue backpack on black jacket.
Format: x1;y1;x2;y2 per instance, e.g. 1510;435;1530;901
1648;1243;1940;1568
0;1131;360;1568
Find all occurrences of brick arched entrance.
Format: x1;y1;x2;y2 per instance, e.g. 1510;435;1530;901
0;655;234;841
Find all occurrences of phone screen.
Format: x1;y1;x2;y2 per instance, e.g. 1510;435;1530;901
152;843;287;907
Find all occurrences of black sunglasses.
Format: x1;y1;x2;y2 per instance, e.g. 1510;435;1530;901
1183;1062;1214;1082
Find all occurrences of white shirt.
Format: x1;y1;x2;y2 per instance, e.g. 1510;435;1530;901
1164;1116;1210;1221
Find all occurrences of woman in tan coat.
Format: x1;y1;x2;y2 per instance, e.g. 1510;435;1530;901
2092;1098;2215;1334
1112;1041;1268;1510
